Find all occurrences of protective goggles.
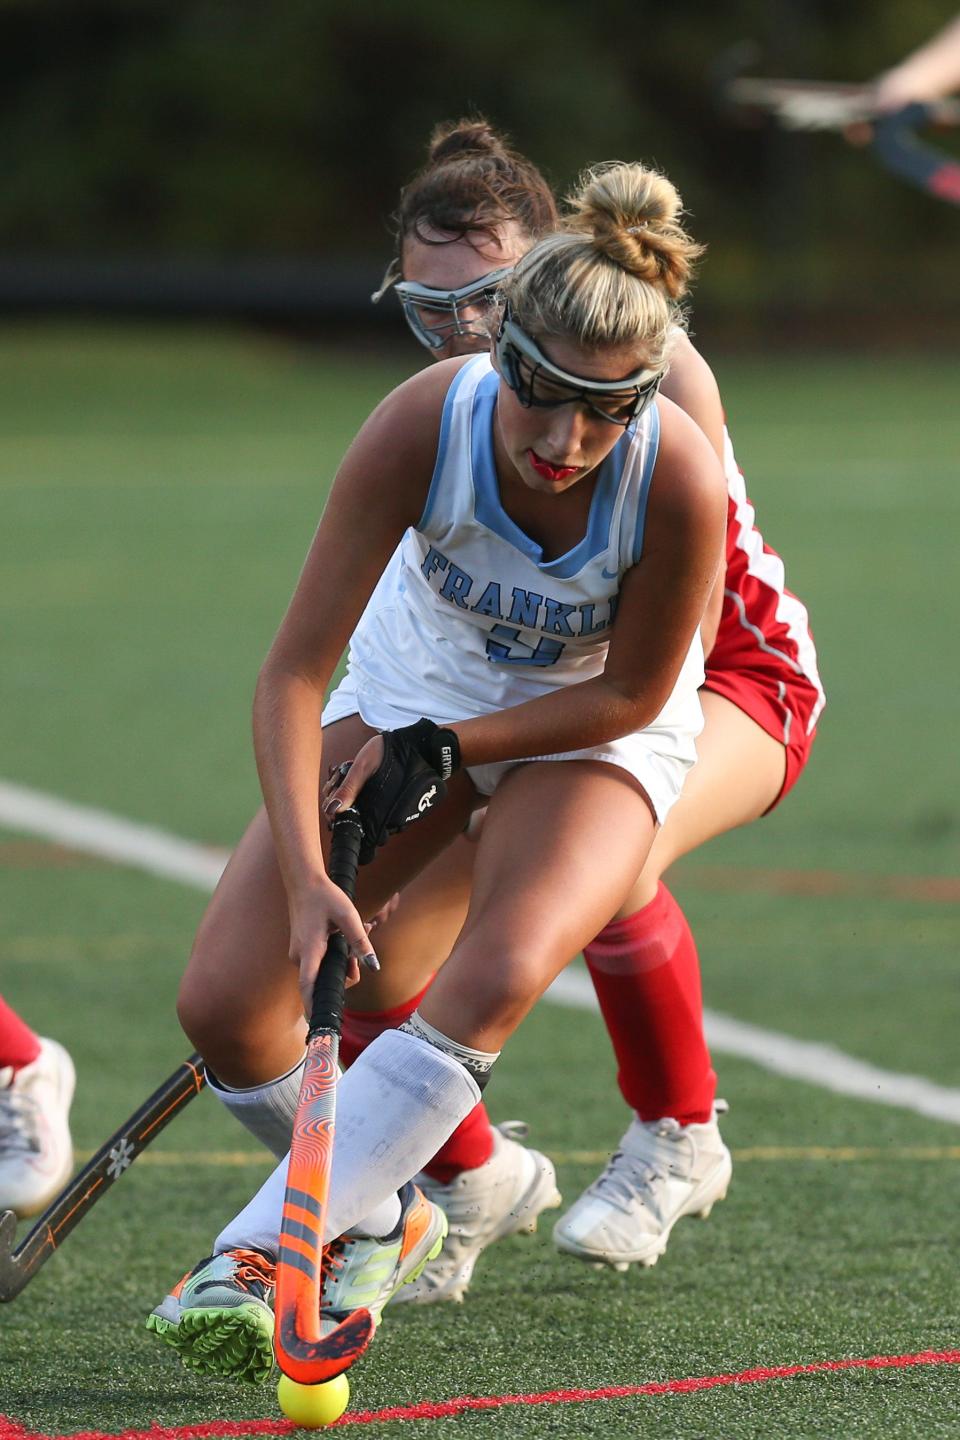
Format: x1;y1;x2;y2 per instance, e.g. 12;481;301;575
495;313;663;427
374;264;514;351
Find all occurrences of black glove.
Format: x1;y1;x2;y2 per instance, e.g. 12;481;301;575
353;718;461;864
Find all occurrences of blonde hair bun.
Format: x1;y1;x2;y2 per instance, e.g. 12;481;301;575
566;162;703;299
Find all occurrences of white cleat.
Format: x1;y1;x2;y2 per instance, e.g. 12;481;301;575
0;1037;76;1218
553;1102;731;1271
393;1122;562;1305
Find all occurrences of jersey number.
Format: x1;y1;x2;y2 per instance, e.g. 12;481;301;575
485;624;565;667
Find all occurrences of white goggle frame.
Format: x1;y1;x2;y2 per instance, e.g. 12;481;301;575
496;315;663;427
383;266;513;350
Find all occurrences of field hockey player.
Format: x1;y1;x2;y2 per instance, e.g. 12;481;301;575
318;119;825;1302
148;158;728;1382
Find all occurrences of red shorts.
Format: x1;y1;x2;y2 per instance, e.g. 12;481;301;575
702;662;820;812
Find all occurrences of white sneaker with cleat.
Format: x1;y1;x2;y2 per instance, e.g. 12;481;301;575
552;1102;731;1271
394;1122;562;1305
0;1037;75;1218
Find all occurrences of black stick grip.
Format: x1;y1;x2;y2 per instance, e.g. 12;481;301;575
308;808;364;1038
326;807;363;901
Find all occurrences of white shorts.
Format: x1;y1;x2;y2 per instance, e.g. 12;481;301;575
322;673;702;826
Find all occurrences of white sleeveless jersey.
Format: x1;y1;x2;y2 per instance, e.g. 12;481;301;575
333;354;704;738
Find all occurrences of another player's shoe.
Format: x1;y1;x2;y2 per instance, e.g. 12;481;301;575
147;1247;276;1384
394;1122;562;1305
552;1102;731;1271
320;1182;447;1329
0;1037;75;1218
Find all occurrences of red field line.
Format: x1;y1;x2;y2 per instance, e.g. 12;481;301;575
2;1349;958;1438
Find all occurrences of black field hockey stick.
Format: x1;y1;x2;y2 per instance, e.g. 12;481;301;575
0;1054;205;1302
274;806;374;1384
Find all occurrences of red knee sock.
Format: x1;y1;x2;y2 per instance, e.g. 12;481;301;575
0;996;42;1071
341;985;494;1183
339;984;433;1070
584;884;716;1126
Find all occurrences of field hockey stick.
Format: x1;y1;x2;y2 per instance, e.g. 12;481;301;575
870;102;960;206
0;1054;205;1302
719;67;960;205
274;805;374;1385
723;75;960;131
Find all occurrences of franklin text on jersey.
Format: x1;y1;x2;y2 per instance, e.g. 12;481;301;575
332;355;705;730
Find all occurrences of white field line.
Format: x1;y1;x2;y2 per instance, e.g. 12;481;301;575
0;780;228;890
545;971;960;1126
3;777;960;1128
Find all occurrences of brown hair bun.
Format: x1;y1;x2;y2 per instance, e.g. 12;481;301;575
395;116;558;250
427;118;510;165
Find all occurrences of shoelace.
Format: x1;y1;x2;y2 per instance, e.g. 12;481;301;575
589;1119;690;1217
0;1088;42;1155
589;1104;729;1216
320;1237;349;1288
227;1248;277;1295
318;1235;377;1320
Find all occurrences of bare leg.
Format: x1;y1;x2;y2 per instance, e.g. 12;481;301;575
256;761;658;1249
362;692;787;999
345;837;477;1014
342;693;786;1052
616;690;787;913
176;713;479;1085
342;698;789;1286
557;692;790;1265
421;760;657;1051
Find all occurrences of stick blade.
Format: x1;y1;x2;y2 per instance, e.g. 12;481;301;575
276;1304;376;1383
0;1209;24;1301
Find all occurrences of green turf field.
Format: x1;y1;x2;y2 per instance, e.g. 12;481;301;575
1;324;958;1439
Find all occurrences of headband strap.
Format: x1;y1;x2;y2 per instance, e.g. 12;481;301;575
392;266;514;309
497;313;662;394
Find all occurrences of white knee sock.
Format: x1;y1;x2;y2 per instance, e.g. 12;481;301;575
215;1152;290;1257
207;1057;304;1159
325;1028;484;1236
214;1028;482;1256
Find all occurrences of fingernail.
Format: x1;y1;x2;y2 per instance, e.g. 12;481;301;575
325;798;342;816
362;952;380;972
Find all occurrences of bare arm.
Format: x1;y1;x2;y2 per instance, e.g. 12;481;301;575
873;14;960;107
252;361;452;974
